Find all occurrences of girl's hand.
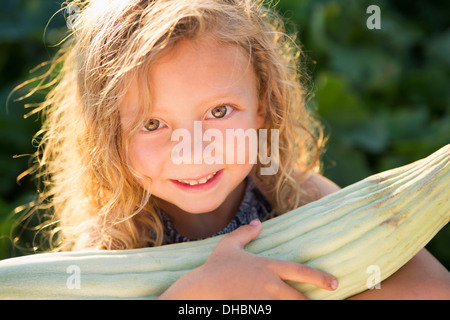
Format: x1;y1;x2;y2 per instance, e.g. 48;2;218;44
158;219;338;299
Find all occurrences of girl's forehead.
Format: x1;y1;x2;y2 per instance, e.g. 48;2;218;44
120;38;258;117
154;37;248;70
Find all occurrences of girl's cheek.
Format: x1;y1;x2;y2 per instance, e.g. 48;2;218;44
128;135;170;180
205;114;259;166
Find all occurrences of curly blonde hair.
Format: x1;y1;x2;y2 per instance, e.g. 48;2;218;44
15;0;325;251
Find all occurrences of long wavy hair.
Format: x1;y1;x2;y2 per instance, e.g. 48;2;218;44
14;0;325;251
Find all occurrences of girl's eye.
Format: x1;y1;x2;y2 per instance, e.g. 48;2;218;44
143;119;164;131
208;105;233;119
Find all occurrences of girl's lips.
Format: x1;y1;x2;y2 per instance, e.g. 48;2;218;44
176;171;218;185
170;169;223;192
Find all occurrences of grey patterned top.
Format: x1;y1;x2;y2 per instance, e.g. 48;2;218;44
160;175;273;244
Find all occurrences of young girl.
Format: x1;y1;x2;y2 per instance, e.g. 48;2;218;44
19;0;449;299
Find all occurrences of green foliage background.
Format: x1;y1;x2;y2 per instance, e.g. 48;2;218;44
0;0;449;269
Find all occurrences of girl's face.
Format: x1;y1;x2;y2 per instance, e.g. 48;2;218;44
120;38;265;215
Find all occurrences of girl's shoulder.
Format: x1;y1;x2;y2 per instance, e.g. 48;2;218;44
254;171;341;208
302;172;341;198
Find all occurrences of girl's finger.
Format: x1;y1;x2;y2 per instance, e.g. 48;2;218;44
217;219;262;249
268;259;338;291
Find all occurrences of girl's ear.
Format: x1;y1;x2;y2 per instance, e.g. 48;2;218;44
256;101;267;129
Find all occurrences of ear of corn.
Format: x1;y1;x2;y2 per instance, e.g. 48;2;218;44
0;144;448;299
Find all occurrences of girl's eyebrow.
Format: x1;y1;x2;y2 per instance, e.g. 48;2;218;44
197;90;249;108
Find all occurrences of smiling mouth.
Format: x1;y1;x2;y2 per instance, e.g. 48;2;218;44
175;171;218;186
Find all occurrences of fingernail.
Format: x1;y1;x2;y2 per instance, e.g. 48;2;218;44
249;219;260;226
331;279;338;290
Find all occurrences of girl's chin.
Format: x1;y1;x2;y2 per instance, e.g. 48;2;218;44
153;191;226;215
173;199;224;215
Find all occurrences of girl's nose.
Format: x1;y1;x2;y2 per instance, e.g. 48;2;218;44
170;120;224;165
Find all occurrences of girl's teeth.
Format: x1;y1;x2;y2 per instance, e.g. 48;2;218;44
177;172;217;185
